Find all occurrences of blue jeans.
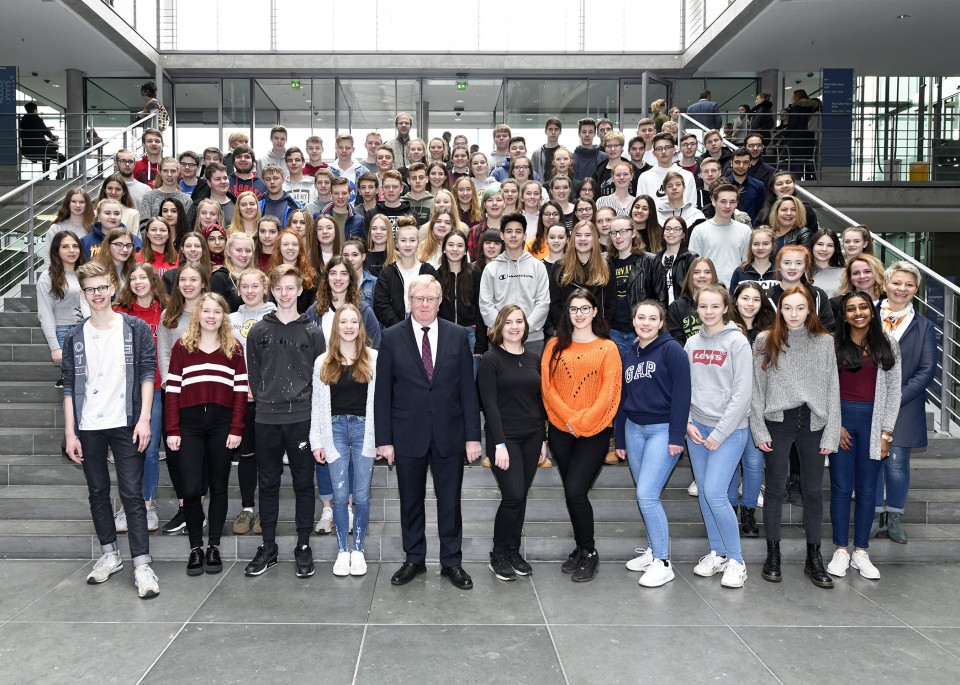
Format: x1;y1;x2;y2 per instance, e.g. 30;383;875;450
876;445;911;514
55;324;74;350
142;389;161;503
329;415;374;553
830;401;882;548
464;326;480;378
625;420;678;560
609;328;635;359
315;462;334;502
688;421;748;563
728;420;763;508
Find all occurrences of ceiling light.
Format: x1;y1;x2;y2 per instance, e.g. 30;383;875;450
51;84;60;88
896;14;910;19
456;100;464;104
785;86;793;90
305;99;311;103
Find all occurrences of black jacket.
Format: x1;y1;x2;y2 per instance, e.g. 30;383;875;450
666;294;700;345
654;248;698;303
548;260;617;333
749;101;775;135
437;267;487;354
372;262;439;328
611;252;668;309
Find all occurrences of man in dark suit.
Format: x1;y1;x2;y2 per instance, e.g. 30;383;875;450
686;90;723;131
375;274;482;589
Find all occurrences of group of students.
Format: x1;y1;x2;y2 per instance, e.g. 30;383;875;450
36;119;936;597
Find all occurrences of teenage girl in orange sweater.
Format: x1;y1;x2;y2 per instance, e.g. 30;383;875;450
542;288;622;583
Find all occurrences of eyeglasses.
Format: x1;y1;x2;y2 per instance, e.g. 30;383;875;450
568;305;594;315
410;296;440;305
116;159;135;165
180;162;198;169
663;226;684;234
513;165;530;171
575;207;593;214
680;142;698;148
112;242;134;250
610;229;633;237
542;212;561;219
82;285;112;295
653;146;675;153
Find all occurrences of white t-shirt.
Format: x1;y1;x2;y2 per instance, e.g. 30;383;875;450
397;263;420;313
637;165;697;206
80;317;128;431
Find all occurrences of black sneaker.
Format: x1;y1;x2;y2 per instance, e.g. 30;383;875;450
508;548;533;576
294;544;315;578
186;547;204;576
205;545;223;574
54;373;64;389
181;517;206;535
571;550;599;583
161;508;186;535
561;546;583;574
488;552;517;582
244;543;279;576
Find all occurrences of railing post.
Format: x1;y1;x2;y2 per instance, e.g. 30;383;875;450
26;184;36;286
942;288;956;433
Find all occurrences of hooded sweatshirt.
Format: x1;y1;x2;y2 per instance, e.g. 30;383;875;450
572;145;607;181
80;222;142;260
684;320;753;443
478;251;550;341
229;301;277;358
246;312;326;424
615;332;691;448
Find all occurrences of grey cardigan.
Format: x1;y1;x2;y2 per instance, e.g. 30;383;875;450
850;335;902;460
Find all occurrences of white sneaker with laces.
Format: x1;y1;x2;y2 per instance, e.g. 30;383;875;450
114;508;128;533
851;549;880;579
333;551;351;576
87;552;123;584
315;507;333;534
349;550;367;576
693;550;728;577
134;564;159;599
687;480;699;497
146;506;159;532
625;547;654;572
639;559;675;587
827;548;850;577
720;559;747;588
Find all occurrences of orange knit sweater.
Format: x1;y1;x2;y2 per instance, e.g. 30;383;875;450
541;337;622;437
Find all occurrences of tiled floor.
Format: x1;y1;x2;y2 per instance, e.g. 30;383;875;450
1;559;959;684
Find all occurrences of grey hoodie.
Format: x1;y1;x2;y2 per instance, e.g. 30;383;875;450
684;320;753;443
478;251;550;341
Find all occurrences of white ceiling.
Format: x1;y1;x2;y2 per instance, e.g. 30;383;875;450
696;0;960;75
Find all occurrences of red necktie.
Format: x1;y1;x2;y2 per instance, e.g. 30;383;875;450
421;326;433;380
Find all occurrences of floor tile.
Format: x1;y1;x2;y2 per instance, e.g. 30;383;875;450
844;563;960;627
915;627;960;659
355;625;563;684
0;621;178;683
191;562;377;624
142;624;364;683
737;626;960;684
0;560;87;622
368;562;544;625
552;625;778;684
533;562;723;626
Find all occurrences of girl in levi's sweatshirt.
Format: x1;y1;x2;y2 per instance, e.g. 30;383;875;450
614;300;690;588
227;268;276;536
165;293;248;577
684;284;754;589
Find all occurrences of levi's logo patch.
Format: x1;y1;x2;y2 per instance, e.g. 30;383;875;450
692;349;728;366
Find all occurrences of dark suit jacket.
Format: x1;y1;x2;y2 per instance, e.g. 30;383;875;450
686;99;722;131
888;313;937;448
374;317;481;457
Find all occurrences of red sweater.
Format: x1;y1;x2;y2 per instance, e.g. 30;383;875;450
115;300;162;386
164;340;248;436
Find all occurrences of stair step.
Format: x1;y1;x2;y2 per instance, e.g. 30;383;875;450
0;312;40;327
0;328;44;344
0;363;60;381
0;404;62;428
0;382;66;404
20;285;37;298
3;297;37;313
0;344;56;362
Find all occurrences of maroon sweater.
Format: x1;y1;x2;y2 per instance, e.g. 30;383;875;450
164;340;248;436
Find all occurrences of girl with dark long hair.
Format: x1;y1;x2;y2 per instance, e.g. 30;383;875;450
38;231;88;389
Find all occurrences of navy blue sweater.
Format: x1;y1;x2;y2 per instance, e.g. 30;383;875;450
615;331;692;448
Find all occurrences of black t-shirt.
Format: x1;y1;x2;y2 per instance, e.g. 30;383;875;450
331;367;368;416
612;255;634;332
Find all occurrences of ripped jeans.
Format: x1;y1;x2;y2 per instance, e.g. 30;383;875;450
328;415;374;553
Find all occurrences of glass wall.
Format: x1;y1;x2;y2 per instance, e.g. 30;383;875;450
504;79;619;151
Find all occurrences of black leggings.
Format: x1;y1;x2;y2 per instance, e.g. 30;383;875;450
489;431;543;554
237;403;257;508
548;424;612;552
179;404;234;549
763;406;825;544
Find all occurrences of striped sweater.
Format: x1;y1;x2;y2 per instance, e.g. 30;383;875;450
164;340;249;436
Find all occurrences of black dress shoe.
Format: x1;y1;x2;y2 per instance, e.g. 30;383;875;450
205;545;222;574
441;564;474;590
186;547;204;576
391;562;426;586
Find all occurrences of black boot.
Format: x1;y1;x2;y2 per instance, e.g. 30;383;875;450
741;507;759;537
804;543;834;588
761;539;781;582
786;474;803;506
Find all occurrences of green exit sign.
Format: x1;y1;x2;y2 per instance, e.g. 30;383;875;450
291;80;301;90
456;81;468;91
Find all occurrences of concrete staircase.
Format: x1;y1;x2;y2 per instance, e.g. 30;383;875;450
3;285;960;564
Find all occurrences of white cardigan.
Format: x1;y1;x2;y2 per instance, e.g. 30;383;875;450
309;350;377;462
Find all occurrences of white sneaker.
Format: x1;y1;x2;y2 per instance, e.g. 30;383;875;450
720;559;747;588
693;551;728;577
625;547;654;572
827;548;850;577
757;486;764;508
333;551;351;576
282;453;289;465
146;506;159;532
134;564;159;599
639;559;675;587
349;550;367;576
687;480;699;497
114;508;128;533
86;551;123;584
314;507;333;534
851;549;880;579
349;508;355;534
